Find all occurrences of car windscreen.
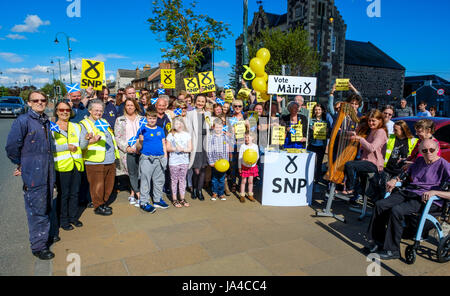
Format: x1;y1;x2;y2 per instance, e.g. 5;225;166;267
0;98;21;104
434;124;450;144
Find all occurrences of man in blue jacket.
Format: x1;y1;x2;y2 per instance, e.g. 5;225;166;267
5;91;56;260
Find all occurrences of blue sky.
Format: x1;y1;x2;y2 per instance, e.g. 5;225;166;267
0;0;449;89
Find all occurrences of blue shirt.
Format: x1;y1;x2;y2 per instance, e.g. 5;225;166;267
69;102;89;123
140;125;165;156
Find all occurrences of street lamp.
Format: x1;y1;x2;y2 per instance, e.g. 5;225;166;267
54;32;73;84
51;58;63;82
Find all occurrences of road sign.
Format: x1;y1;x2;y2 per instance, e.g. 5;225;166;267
386;89;392;96
437;88;445;96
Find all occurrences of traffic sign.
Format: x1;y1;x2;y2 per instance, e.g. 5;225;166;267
437;88;445;96
386;89;392;96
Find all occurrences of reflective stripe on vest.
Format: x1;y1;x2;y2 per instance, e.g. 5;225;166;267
52;122;85;172
384;136;418;167
80;118;120;163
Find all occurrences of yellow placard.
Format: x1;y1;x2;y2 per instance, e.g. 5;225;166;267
225;89;234;102
307;102;317;118
313;122;327;140
271;126;286;145
286;148;301;154
81;59;105;91
234;121;246;139
198;71;216;93
237;88;251;101
291;124;303;141
161;69;176;89
184;77;200;94
247;111;259;122
336;79;349;91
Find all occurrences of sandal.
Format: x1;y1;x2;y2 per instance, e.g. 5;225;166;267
172;200;182;208
179;199;190;207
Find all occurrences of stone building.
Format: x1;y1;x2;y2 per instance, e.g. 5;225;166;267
235;0;347;100
344;40;405;109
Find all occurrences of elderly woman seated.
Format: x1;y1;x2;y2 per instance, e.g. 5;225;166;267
366;139;450;260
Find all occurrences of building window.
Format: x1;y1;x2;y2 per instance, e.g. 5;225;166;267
318;2;326;17
331;27;336;53
295;5;303;19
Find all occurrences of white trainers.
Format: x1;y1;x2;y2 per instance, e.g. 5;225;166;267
128;196;137;205
134;200;141;208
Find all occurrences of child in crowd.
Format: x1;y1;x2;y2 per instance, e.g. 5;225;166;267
166;117;192;208
136;110;169;213
207;118;233;201
238;131;259;202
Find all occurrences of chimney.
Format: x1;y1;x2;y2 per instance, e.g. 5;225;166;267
424;80;433;87
143;64;151;72
136;67;140;79
159;62;171;69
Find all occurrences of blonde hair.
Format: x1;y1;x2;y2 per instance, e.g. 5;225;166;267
171;117;187;133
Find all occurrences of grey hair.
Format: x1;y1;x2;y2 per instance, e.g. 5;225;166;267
419;138;439;150
88;99;105;111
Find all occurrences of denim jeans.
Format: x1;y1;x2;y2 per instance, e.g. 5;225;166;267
211;167;226;196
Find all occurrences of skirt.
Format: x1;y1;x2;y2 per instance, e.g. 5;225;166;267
241;165;259;178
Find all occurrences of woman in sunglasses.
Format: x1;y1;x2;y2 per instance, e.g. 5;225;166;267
367;139;450;260
406;119;441;164
51;102;85;231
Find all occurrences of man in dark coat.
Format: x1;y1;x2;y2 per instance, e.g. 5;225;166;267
5;91;56;260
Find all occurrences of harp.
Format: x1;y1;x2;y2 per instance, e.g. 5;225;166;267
325;102;361;184
316;102;361;222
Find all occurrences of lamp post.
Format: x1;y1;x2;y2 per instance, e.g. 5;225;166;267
54;32;73;84
51;58;63;82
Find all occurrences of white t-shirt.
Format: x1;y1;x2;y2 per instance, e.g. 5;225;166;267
238;143;259;168
167;131;192;166
386;120;394;135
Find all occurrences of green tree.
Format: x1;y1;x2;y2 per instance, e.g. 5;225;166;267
227;64;239;89
0;86;9;97
41;80;67;99
148;0;232;76
249;27;320;76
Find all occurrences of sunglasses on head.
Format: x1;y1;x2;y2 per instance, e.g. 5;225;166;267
421;148;436;154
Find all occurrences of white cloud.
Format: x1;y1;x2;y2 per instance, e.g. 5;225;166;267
69;37;78;42
11;15;51;33
6;34;27;40
0;52;24;63
5;65;49;75
91;54;128;62
214;60;231;68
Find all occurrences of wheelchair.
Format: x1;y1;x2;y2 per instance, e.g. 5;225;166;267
385;182;450;265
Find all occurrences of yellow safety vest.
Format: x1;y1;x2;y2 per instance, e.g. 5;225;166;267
52;122;85;172
384;135;418;167
80;118;120;163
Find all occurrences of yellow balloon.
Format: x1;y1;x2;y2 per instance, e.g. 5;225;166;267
214;159;230;173
260;92;270;102
243;149;258;166
250;57;265;76
256;48;271;65
252;77;267;93
262;72;268;82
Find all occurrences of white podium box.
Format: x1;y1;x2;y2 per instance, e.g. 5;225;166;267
262;150;316;207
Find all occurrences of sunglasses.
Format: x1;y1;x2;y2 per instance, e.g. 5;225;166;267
233;105;243;108
58;108;71;113
383;112;393;116
421;148;436;154
30;99;47;103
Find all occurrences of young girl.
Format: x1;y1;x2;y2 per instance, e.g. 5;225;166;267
166;117;192;207
308;104;330;185
238;131;260;202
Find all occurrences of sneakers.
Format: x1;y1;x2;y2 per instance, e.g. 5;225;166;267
211;194;218;201
134;201;140;208
219;195;227;201
128;196;137;205
140;203;156;213
153;199;169;209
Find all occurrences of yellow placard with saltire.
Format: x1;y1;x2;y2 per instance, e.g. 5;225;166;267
198;71;216;93
336;78;350;91
307;102;317;118
313;122;327;140
225;89;234;102
161;69;176;89
236;88;251;101
291;124;303;141
184;77;200;94
81;59;105;91
271;126;286;145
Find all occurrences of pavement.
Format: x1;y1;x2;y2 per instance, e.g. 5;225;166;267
49;185;450;276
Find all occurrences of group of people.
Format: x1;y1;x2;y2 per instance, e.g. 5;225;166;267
5;79;449;262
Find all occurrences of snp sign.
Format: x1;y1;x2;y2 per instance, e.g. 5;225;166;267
268;75;317;96
262;150;315;207
81;59;105;91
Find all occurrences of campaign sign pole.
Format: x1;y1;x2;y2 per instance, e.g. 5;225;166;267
262;150;315;207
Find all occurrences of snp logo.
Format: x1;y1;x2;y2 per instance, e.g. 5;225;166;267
366;0;381;18
66;0;81;18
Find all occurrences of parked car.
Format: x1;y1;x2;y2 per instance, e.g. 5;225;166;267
393;116;450;162
0;96;27;117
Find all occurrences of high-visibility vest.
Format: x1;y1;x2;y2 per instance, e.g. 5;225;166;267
384;135;418;167
80;118;120;163
52;122;85;172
